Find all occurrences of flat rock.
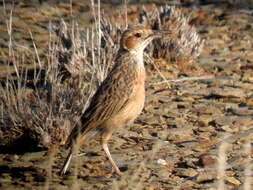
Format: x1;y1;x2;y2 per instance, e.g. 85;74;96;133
209;87;246;99
175;168;198;178
196;169;216;183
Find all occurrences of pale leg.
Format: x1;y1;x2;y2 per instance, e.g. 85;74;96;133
101;131;123;176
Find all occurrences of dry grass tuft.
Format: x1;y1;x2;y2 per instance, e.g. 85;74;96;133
0;18;118;151
140;6;204;63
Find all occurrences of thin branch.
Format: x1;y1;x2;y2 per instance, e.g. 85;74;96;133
146;55;171;88
243;142;252;190
149;75;214;86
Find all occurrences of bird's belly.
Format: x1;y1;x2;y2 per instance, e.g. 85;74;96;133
123;85;145;124
120;73;146;125
107;84;145;129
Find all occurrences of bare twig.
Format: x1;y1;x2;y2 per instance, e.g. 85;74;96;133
243;142;252;190
217;134;230;190
149;75;214;86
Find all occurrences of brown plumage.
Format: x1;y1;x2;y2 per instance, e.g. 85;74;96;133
61;25;169;176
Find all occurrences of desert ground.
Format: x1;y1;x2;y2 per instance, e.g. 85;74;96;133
0;0;252;190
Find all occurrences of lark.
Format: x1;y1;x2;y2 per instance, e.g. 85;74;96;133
61;25;169;176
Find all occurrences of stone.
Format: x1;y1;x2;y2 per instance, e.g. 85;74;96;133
196;170;216;183
225;176;241;186
198;153;217;166
198;116;214;127
175;168;198;178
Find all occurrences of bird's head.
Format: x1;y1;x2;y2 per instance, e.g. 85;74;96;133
120;25;170;53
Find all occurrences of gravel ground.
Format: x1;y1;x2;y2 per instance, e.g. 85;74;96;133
0;1;252;190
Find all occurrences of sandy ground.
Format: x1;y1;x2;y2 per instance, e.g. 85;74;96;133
0;1;252;190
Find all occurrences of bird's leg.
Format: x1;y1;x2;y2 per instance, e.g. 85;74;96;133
101;131;123;176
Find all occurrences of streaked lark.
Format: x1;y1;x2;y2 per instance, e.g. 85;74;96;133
61;25;170;176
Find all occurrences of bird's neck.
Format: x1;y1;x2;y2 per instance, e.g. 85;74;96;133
116;48;145;74
130;50;146;83
114;49;146;83
131;49;143;62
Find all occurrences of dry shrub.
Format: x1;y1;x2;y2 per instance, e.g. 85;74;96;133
0;19;118;151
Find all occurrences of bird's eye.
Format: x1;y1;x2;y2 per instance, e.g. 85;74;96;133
134;33;142;38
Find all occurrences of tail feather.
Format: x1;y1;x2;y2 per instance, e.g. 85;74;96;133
60;148;73;175
60;128;101;175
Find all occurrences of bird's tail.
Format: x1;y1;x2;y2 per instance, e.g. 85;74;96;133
60;128;100;175
60;148;73;175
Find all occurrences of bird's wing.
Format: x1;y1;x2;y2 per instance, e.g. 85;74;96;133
66;54;137;146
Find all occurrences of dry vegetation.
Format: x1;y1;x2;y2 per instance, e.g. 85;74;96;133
0;5;203;151
0;1;252;190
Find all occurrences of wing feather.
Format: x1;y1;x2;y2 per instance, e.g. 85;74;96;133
66;53;137;147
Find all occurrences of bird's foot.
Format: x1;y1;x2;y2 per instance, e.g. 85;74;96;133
111;166;123;176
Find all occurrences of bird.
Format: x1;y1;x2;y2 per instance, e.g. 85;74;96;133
60;25;170;176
